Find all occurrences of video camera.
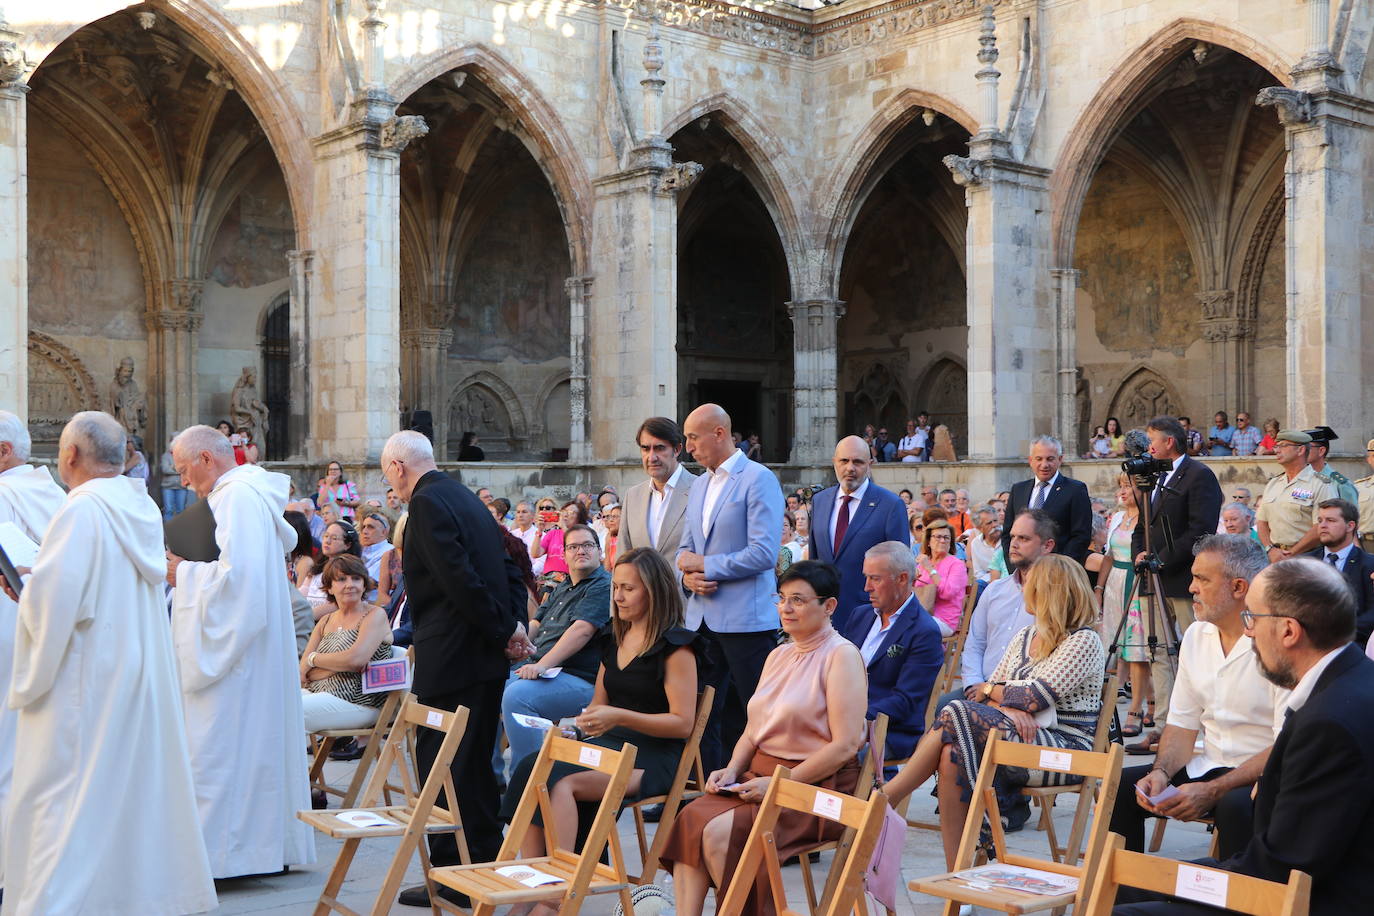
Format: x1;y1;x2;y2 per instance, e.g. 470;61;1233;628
1120;455;1173;477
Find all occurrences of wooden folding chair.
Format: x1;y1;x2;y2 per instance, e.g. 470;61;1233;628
308;646;413;808
925;584;979;729
1022;675;1119;864
297;696;470;916
908;733;1124;915
1148;814;1220;858
428;731;638;916
627;686;714;883
718;766;890;916
1081;833;1310;916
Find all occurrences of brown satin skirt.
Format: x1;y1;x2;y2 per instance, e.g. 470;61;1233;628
657;750;861;916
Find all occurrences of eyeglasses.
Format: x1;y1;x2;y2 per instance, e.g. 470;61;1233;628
771;593;820;610
1240;610;1296;629
565;541;599;553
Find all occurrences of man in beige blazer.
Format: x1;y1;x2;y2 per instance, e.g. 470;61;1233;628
619;417;699;561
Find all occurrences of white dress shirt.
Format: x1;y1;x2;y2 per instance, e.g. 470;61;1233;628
859;594;913;665
1284;645;1346;716
1322;540;1356;569
829;478;870;548
1028;472;1059;509
1166;621;1291;777
960;572;1029;684
702;448;746;535
648;464;687;548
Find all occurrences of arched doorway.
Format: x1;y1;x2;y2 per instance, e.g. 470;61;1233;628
671;117;793;461
260;295;290;460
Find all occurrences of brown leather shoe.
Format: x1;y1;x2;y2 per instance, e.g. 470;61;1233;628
1124;728;1162;755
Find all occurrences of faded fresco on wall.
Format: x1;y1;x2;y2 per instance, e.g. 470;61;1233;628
208;173;295;288
1079;160;1198;353
450;177;570;363
841;197;964;338
27;119;144;337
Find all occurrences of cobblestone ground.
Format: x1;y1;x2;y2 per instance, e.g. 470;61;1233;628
216;702;1213;914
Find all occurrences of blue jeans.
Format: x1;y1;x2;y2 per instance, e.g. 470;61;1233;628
499;669;595;781
162;487;189;519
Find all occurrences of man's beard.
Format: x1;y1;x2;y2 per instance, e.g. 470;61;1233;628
1253;644;1297;689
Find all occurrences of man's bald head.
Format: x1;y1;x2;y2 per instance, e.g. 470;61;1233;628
833;435;872;493
683;403;735;471
172;425;237;498
58;411;126;487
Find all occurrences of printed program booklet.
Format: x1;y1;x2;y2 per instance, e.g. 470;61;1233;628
952;864;1079;895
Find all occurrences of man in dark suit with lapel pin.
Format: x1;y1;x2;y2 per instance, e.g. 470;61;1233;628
839;541;944;760
1001;435;1093;564
1114;558;1374;916
619;417;699;561
1127;416;1224;753
1305;498;1374;646
811;436;911;632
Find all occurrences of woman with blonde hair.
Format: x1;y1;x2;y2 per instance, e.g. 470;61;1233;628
884;553;1105;866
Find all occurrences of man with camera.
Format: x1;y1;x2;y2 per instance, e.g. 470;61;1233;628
1126;416;1223;754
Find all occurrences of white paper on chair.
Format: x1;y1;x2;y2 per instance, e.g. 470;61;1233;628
1174;865;1228;906
953;864;1079;896
495;865;566;888
511;713;554;730
334;810;397;828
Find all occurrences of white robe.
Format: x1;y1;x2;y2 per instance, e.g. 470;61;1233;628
171;463;315;877
3;475;216;915
0;464;66;888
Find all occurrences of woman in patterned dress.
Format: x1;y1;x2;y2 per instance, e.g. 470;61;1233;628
884;554;1105;867
299;554;394;732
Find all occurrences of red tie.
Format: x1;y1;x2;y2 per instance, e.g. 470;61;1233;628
834;494;853;555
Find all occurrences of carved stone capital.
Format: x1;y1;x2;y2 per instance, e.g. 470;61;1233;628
658;161;703;193
166;278;205;313
1196;289;1235;320
943;154;984;187
148;310;204;332
0;15;29;89
1256;87;1313;127
1201;317;1255;342
380;114;428;151
400;327;454;350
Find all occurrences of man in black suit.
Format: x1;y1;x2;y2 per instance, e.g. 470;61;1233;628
1001;435;1093;564
1128;416;1223;752
1114;558;1374;916
1306;498;1374;645
381;431;525;908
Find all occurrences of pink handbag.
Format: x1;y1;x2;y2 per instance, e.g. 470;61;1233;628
863;722;909;912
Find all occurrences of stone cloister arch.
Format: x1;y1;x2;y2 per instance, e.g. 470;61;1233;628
1053;21;1292;448
25;6;299;460
670;115;794;462
396;66;574;460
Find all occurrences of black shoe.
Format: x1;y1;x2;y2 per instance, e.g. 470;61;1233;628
1003;797;1032;834
329;738;364;761
398;884;471;908
311;788;328;810
640;803;664;823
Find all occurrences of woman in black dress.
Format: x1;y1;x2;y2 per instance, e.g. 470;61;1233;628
500;547;699;871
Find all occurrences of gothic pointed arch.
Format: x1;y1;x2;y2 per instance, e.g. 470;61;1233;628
447;371;530;458
915;356;969;455
1105;367;1183;432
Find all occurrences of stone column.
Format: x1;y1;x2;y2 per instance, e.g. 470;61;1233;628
309;93;427;461
1258;64;1370;438
787;299;845;465
399;326;452;458
1196;289;1254;415
0;17;28;418
566;276;593;464
286;249;314;459
146;280;204;451
1051;268;1080;448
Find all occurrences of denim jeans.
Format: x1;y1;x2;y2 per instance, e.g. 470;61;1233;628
162;487;189;519
499;669;595;781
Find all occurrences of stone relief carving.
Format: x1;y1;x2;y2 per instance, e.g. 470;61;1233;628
108;356;148;439
1109;370;1178;431
1255;87;1312;126
452;385;508;438
1196;289;1235;320
380;115;429;151
942;154;983;187
659;161;704;193
229;366;270;443
0;13;28;89
27;332;100;448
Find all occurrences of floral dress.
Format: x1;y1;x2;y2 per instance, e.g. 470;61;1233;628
1100;512;1148;662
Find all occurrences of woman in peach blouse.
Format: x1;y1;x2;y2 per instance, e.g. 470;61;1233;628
659;561;867;916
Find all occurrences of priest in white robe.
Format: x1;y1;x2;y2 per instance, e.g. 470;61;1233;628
2;411;216;915
168;425;314;878
0;411;66;895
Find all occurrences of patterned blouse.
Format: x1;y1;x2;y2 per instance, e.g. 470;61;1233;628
990;625;1105;735
307;611;393;708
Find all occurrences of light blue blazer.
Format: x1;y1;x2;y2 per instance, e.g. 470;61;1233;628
677;456;784;633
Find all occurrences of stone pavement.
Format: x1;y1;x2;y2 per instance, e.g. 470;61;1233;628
215;709;1214;914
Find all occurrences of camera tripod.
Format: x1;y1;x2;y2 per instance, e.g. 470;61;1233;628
1102;476;1181;743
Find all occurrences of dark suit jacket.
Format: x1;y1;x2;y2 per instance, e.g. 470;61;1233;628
839;597;945;759
401;470;520;697
1304;544;1374;644
1130;456;1223;598
810;481;911;631
1001;473;1094;564
1223;644;1374;915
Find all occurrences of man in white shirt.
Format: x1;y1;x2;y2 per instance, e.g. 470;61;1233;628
1111;534;1284;856
509;501;539;555
964;505;1002;582
896;418;925;463
618;417;699;560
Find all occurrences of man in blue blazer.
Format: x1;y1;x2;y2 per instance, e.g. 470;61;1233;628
839;541;944;760
678;403;785;770
811;436;912;631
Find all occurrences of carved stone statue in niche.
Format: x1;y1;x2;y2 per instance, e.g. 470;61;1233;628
230;366;270;446
1117;375;1176;430
108;356;147;439
454;387;506;438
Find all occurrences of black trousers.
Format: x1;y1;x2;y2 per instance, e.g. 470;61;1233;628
1107;763;1254;859
696;626;777;773
416;677;506;866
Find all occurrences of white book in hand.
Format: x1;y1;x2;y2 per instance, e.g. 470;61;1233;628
495;865;565;888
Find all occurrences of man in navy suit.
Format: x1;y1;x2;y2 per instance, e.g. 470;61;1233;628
1114;558;1374;916
810;436;912;631
678;403;784;770
1305;498;1374;645
1001;435;1093;564
839;541;944;760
